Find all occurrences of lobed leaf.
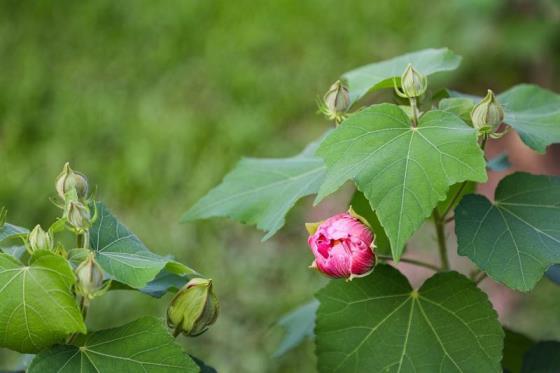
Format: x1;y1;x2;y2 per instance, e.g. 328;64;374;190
28;317;199;372
456;173;560;291
274;299;318;357
316;104;486;260
315;264;503;372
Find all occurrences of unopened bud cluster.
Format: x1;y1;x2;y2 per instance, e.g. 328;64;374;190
471;90;507;138
320;80;350;124
55;163;93;232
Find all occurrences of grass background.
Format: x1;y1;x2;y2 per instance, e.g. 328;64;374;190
0;0;559;371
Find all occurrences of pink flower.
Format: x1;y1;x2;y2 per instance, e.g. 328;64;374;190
307;212;375;280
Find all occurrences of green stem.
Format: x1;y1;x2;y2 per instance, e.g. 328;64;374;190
410;97;419;127
475;273;487;285
378;255;439;272
432;210;450;271
440;181;468;222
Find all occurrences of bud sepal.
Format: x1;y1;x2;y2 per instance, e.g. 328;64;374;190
394;64;428;99
318;80;350;124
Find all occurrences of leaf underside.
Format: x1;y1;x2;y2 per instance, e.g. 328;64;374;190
456;173;560;291
28;317;199;373
315;264;503;373
316;104;486;260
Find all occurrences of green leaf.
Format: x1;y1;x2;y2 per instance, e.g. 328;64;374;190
274;299;318;357
546;264;560;285
350;191;391;256
316;104;486;260
0;252;86;353
315;265;503;372
499;84;560;153
0;223;27;244
521;341;560;373
182;136;327;240
28;317;199;373
90;203;195;289
438;97;474;123
456;172;560;291
436;181;476;217
343;48;461;105
502;328;534;373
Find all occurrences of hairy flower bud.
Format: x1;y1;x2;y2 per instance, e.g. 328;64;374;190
75;253;105;299
66;200;91;231
307;211;375;280
396;64;428;98
167;278;219;337
321;80;350;123
56;162;89;200
471;89;504;134
28;225;54;253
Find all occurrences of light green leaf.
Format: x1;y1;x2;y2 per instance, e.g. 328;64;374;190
315;264;503;373
28;317;199;373
0;223;27;244
343;48;461;104
0;252;86;353
499;84;560;153
456;173;560;291
274;299;318;357
316;104;486;260
350;191;391;256
182;136;327;240
438;97;474;123
90;203;195;289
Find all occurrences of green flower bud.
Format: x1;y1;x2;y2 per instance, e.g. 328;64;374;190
56;162;89;200
471;90;504;134
75;253;105;299
396;64;428;98
321;80;350;123
167;278;219;337
28;224;54;253
66;200;91;231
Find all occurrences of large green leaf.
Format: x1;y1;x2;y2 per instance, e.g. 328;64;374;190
350;191;391;256
0;252;86;353
502;329;534;373
274;299;318;357
315;265;503;373
316;104;486;260
182;136;326;240
456;173;560;291
499;84;560;153
90;203;195;289
28;317;199;373
343;48;461;104
521;341;560;373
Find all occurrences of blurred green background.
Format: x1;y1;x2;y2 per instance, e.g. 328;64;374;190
0;0;559;371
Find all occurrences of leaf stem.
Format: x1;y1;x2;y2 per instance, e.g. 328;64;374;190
475;273;487;285
410;97;419;127
378;255;440;271
440;182;468;222
432;210;450;271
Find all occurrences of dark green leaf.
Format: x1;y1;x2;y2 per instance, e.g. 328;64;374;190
274;299;318;357
0;223;27;244
502;328;534;373
456;173;560;291
521;341;560;373
350;191;391;256
499;84;560;153
315;265;503;372
90;203;196;289
28;317;199;372
0;252;86;353
316;104;487;260
487;152;512;172
343;48;462;105
182;135;327;240
546;264;560;285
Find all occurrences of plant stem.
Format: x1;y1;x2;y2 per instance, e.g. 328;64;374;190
432;210;450;271
475;272;487;285
440;181;468;221
378;255;440;272
410;97;419;127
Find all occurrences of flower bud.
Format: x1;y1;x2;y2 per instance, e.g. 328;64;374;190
396;64;428;98
55;162;89;200
28;224;54;253
307;211;375;280
471;89;504;134
66;200;91;231
167;278;219;337
321;80;350;123
75;253;105;299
